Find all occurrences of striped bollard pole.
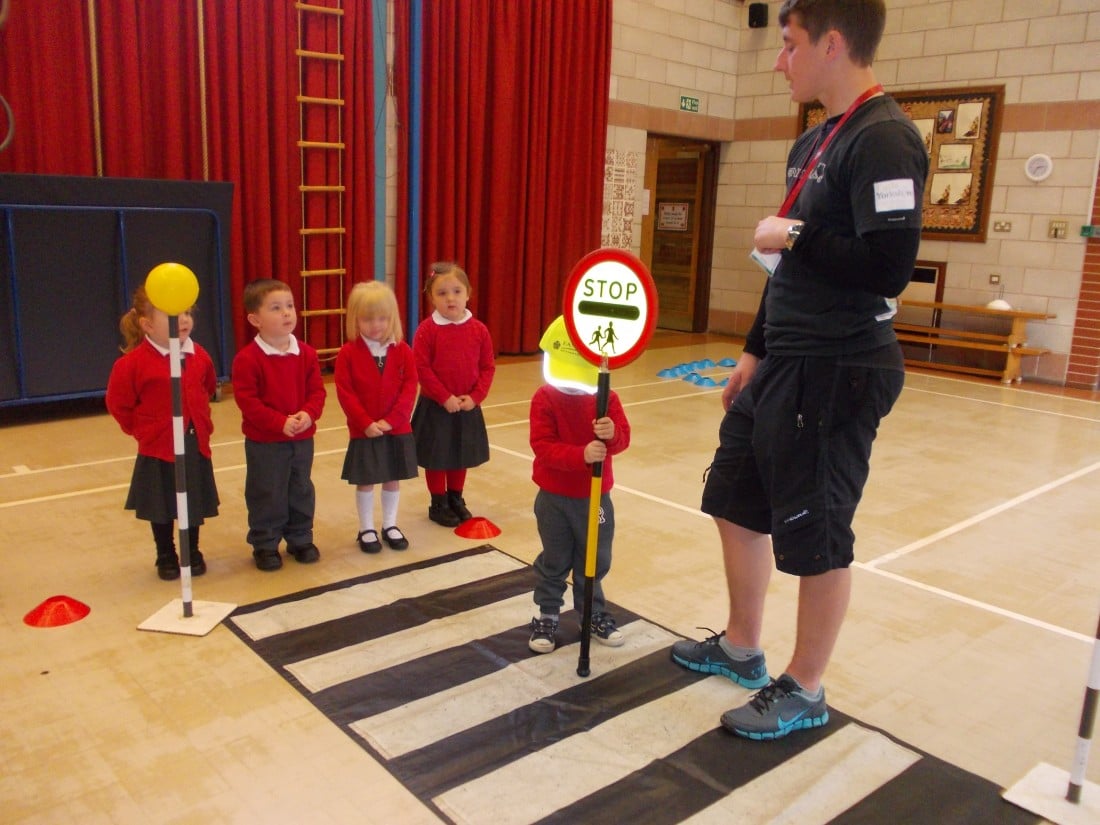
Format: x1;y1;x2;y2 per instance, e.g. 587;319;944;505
1067;610;1100;803
144;262;201;621
168;314;194;619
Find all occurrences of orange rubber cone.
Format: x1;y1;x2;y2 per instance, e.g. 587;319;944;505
23;595;90;627
454;516;501;539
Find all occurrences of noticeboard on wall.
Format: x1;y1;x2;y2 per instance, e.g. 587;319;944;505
799;85;1004;242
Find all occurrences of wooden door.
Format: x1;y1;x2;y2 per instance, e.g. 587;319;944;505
640;136;717;332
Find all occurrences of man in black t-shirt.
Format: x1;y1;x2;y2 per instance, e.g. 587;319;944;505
671;0;928;740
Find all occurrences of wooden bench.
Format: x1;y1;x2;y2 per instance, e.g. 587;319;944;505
894;299;1054;384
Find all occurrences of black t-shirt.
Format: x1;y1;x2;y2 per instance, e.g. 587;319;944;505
762;94;928;356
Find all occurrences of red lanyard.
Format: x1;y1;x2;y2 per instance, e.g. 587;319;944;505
777;84;883;217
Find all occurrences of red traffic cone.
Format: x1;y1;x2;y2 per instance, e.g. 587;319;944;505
455;516;501;539
24;595;91;627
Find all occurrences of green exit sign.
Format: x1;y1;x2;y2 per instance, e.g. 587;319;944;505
679;95;700;113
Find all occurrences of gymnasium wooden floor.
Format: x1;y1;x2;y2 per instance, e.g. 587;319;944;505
2;330;1099;822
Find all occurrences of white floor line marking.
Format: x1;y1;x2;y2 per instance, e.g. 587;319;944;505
6;370;1098;647
854;564;1093;645
9;369;1093;481
864;459;1100;569
902;385;1100;422
491;445;1094;643
487;387;722;432
0;482;132;507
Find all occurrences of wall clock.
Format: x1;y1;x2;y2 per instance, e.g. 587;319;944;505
1024;153;1053;182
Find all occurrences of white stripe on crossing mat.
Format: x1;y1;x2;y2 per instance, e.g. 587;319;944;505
230;551;525;640
680;724;920;825
285;592;533;693
352;620;678;759
433;676;754;825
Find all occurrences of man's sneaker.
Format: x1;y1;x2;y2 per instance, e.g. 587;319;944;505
720;674;829;741
590;612;625;647
669;629;769;688
528;615;558;654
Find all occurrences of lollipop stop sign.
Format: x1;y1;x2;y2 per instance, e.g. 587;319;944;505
562;248;657;369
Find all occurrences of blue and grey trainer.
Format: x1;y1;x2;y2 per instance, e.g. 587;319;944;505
670;630;769;688
721;674;829;740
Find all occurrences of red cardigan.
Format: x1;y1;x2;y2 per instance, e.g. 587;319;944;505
106;338;216;461
231;338;326;442
529;385;630;498
412;315;495;405
334;337;418;437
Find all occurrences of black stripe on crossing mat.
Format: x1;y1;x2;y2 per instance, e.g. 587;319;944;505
827;744;1042;824
391;646;701;800
535;720;851;825
314;602;635;726
244;564;537;665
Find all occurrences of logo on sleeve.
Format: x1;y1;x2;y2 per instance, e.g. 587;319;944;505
873;178;916;212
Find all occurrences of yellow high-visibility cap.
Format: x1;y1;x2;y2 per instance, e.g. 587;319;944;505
539;315;598;389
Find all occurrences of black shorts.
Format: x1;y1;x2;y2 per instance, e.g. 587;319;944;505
701;345;904;575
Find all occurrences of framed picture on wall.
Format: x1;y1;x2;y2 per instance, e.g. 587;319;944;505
798;85;1005;242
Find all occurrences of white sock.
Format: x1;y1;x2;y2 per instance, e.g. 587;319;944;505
356;489;375;533
718;636;763;661
381;489;400;529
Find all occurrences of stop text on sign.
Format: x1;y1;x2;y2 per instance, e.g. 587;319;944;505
579;276;640;320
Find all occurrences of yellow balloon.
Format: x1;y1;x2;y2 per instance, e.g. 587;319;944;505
145;262;200;315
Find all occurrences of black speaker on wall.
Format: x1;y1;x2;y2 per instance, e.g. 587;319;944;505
748;3;768;28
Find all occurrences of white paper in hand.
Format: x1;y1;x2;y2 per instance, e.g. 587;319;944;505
749;248;782;277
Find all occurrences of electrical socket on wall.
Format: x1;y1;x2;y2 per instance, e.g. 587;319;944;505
989;274;1001;285
993;221;1012;232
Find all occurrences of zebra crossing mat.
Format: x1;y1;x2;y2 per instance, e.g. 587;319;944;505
224;545;1040;824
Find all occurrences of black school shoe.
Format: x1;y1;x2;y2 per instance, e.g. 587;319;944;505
357;529;382;554
447;491;473;522
253;547;283;571
288;543;320;564
188;549;207;576
156;553;180;581
428;494;461;527
382;526;409;550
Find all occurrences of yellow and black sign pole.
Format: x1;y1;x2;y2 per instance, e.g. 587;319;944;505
562;247;657;678
577;356;610;678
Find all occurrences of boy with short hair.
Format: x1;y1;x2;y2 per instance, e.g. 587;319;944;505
527;316;631;654
232;279;326;571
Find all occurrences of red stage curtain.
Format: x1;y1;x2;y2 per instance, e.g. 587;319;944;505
95;0;206;179
395;0;612;354
0;0;375;355
0;1;95;174
202;0;299;353
392;1;412;317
